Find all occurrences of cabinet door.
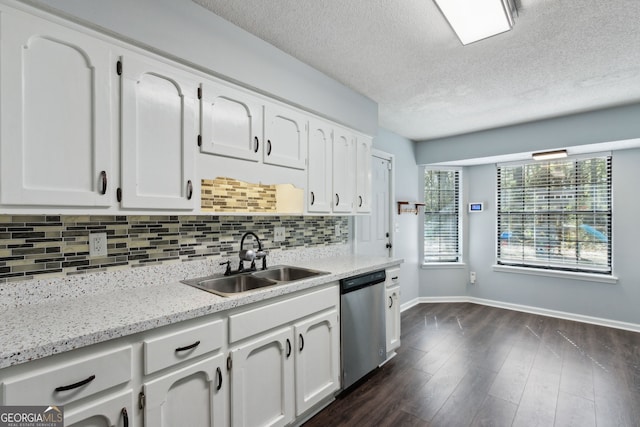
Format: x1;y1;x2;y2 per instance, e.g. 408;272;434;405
355;135;373;213
293;309;340;416
65;390;133;427
230;328;294;427
0;11;113;207
307;119;333;213
200;80;263;161
264;103;307;170
332;129;355;213
120;52;197;209
143;353;227;427
385;285;401;353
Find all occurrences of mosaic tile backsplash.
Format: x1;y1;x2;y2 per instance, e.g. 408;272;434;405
0;215;349;283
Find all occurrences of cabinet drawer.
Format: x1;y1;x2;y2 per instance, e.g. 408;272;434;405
143;319;224;375
386;267;400;287
2;346;131;406
229;285;338;343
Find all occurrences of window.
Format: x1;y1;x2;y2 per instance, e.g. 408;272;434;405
423;168;461;263
497;154;612;274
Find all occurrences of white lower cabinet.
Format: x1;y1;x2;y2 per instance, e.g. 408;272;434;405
230;327;295;427
293;310;340;416
385;268;401;358
228;285;340;427
142;353;227;427
64;390;133;427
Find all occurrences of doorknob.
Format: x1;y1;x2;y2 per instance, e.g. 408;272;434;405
386;243;392;249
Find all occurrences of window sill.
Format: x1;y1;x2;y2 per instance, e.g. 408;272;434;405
492;264;618;284
421;262;466;270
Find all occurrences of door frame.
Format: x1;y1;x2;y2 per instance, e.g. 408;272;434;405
353;149;395;258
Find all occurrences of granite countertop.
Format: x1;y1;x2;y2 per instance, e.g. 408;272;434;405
0;255;402;369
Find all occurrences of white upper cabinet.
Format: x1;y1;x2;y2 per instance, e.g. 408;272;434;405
355;134;373;213
264;103;308;170
332;128;355;213
119;52;198;210
307;119;333;213
199;80;263;162
0;10;114;207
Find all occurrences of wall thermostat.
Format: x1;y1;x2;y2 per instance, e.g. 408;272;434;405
468;202;484;212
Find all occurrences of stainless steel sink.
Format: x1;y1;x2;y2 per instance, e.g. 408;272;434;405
182;274;277;297
252;265;329;282
181;265;329;297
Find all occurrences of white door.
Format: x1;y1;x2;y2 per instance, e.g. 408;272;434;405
263;103;307;170
307;119;333;213
230;328;294;427
64;390;132;427
0;11;113;207
293;309;340;416
143;354;227;427
120;52;197;210
357;153;393;256
332;130;355;213
199;80;263;161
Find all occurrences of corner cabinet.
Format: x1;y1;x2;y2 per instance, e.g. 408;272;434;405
355;134;372;213
119;51;197;210
0;9;114;207
385;268;401;358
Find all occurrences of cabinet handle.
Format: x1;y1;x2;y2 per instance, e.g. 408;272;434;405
392;276;398;280
335;193;340;206
310;191;315;205
122;408;129;427
286;338;291;358
358;195;363;207
186;180;193;200
175;340;200;352
267;139;272;156
216;367;223;391
254;136;259;153
389;296;393;308
54;374;96;392
99;171;108;195
299;334;304;352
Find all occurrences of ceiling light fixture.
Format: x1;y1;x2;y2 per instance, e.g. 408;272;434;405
434;0;516;45
532;149;568;161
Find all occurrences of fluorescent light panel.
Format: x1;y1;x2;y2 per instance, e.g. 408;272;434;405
532;149;568;161
434;0;514;45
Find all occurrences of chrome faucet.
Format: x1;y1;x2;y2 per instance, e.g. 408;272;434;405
238;232;267;272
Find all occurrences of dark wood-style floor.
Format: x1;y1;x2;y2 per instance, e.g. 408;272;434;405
304;303;640;427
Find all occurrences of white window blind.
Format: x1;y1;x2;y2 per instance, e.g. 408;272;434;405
497;155;612;274
424;169;461;263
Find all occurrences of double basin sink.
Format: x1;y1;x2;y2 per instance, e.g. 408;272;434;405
181;265;330;297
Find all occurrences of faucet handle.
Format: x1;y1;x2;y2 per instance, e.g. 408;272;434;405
219;260;232;276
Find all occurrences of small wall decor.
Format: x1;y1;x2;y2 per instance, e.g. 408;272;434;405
397;201;425;215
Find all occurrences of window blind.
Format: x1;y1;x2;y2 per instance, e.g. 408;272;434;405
424;169;461;263
497;155;612;274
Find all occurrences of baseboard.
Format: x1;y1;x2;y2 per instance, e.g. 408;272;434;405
408;296;640;333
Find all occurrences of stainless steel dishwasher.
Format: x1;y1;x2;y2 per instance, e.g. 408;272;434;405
340;269;387;390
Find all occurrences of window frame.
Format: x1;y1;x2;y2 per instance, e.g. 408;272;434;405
495;153;612;275
422;166;463;265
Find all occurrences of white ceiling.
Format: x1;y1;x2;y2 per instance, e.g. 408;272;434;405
193;0;640;141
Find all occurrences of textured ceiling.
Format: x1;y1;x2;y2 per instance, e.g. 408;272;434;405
193;0;640;141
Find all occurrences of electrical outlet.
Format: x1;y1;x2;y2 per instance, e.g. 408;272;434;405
89;232;108;257
335;224;341;237
470;271;477;284
274;226;286;242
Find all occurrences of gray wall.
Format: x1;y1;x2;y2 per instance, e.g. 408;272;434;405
29;0;377;135
414;103;640;325
373;128;420;306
